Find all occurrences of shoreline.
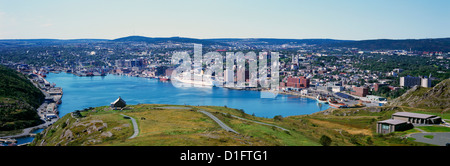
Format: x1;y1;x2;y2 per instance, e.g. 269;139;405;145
0;74;63;145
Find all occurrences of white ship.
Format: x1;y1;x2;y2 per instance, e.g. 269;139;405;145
172;71;220;87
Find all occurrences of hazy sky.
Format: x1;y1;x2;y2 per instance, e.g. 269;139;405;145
0;0;449;40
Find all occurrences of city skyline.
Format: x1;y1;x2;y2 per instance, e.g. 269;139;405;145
0;0;449;40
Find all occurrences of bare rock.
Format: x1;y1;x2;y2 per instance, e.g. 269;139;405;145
101;131;113;138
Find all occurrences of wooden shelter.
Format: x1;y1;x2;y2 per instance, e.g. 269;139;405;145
111;96;126;110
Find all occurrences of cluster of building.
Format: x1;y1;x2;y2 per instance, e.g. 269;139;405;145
30;75;62;121
376;112;442;134
24;71;62;122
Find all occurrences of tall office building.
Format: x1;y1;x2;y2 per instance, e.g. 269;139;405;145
400;75;432;88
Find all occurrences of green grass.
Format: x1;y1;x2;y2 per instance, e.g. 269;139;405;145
32;104;446;146
423;135;434;139
32;110;133;146
223;114;319;146
34;104;320;146
416;126;450;132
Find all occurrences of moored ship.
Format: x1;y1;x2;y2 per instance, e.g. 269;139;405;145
159;76;170;81
316;95;328;104
328;97;347;108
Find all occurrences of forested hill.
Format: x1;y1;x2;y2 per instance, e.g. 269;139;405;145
113;36;224;46
327;38;450;52
2;36;450;52
0;65;45;130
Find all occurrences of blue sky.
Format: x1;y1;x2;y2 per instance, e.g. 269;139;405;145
0;0;449;40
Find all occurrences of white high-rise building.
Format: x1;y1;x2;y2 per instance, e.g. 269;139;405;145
421;77;431;88
400;76;432;88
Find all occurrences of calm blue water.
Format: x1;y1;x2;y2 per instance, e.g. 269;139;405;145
46;73;329;118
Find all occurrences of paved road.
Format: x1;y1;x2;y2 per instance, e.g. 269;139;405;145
120;114;139;139
409;132;450;146
198;110;239;134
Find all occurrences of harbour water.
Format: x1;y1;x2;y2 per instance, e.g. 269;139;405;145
46;72;329;118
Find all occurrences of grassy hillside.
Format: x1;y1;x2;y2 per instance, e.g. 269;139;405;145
32;104;434;146
387;78;450;110
33;104;317;146
0;65;45;131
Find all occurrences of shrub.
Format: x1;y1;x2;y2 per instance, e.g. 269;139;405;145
319;135;332;146
366;137;373;145
273;115;283;121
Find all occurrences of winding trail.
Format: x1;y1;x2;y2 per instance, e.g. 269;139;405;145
198;110;240;134
120;114;139;139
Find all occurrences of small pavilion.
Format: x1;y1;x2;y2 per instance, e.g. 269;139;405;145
111;96;127;110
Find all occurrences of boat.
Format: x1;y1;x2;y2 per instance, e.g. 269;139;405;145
316;95;328;104
172;72;214;87
329;102;347;108
328;97;338;104
159;76;170;81
327;97;347;108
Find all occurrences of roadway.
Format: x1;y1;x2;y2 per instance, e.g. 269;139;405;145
120;114;139;139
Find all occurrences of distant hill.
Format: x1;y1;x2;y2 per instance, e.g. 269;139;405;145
327;38;450;52
113;36;224;46
113;36;348;47
0;65;45;130
386;78;450;110
1;36;449;52
205;38;350;46
0;39;107;48
114;36;450;51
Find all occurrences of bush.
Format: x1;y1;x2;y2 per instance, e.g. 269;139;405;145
319;135;332;146
366;137;373;145
273;115;283;121
350;136;360;145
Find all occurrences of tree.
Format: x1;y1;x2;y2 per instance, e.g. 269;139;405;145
319;135;332;146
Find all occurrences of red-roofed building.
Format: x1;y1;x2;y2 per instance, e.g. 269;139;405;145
286;76;310;88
